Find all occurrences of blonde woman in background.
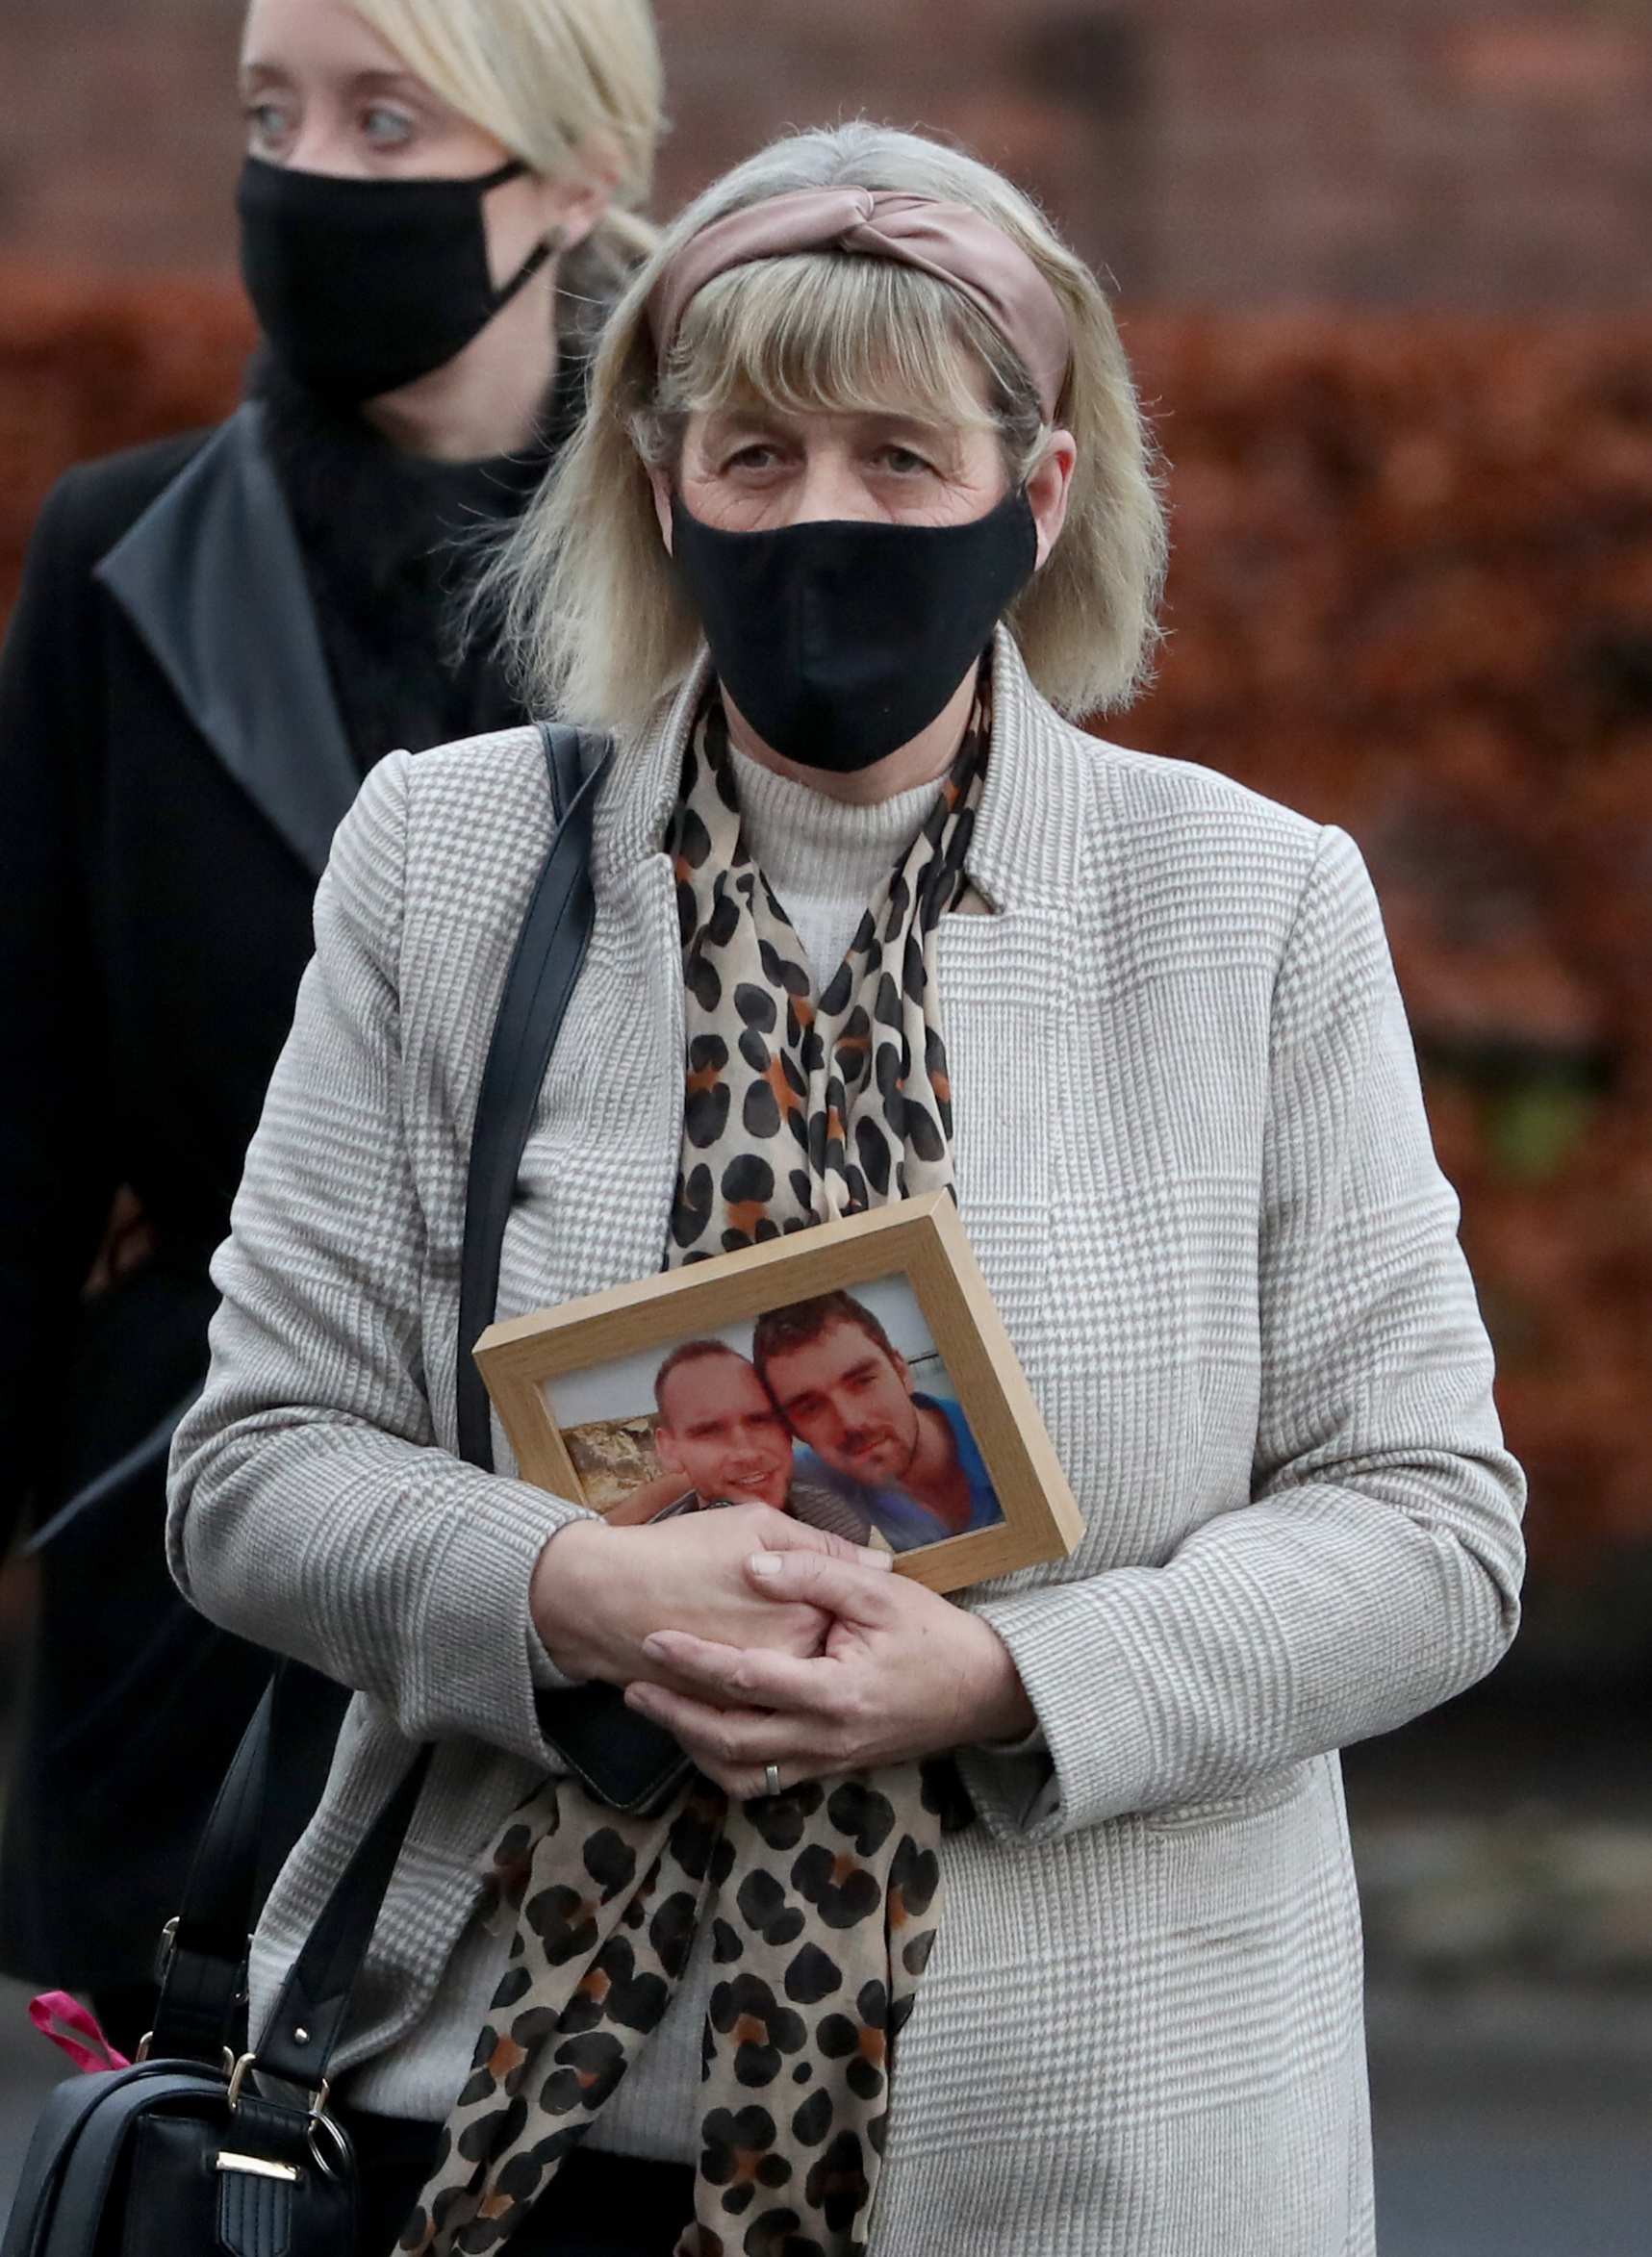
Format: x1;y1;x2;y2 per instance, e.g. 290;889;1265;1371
172;122;1523;2253
0;0;660;2054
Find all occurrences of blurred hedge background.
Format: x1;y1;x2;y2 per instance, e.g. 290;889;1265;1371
3;281;1649;1675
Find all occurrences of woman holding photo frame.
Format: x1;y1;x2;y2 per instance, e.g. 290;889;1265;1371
170;122;1525;2257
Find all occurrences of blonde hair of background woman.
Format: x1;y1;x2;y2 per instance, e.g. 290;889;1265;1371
493;121;1168;731
348;0;662;291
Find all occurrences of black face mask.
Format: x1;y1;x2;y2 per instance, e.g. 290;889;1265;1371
237;155;553;403
668;488;1039;773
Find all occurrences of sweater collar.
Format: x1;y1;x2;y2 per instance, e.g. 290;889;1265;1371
728;742;944;905
252;346;574;607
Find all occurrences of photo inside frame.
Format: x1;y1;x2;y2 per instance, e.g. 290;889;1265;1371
542;1271;1005;1553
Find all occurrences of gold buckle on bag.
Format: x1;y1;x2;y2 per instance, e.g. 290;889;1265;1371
226;2051;330;2117
215;2154;299;2183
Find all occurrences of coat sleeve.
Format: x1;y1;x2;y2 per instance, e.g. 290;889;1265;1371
960;824;1526;1843
166;750;588;1765
0;476;121;1545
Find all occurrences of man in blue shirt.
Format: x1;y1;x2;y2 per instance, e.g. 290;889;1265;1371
752;1292;1003;1552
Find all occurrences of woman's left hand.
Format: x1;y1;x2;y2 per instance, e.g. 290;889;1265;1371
623;1544;1036;1795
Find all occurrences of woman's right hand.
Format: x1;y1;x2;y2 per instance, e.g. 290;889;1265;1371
529;1505;889;1696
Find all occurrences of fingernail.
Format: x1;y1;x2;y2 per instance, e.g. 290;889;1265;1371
857;1546;895;1570
750;1552;785;1577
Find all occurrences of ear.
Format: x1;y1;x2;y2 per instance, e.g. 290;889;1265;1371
544;135;625;254
891;1348;914;1395
648;464;675;552
654;1423;683;1473
1025;429;1078;568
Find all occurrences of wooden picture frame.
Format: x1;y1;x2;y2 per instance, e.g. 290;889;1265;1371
475;1193;1084;1594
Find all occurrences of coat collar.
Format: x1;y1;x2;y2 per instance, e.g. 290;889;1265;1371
591;648;713;885
94;401;360;880
592;626;1088;916
963;626;1087;917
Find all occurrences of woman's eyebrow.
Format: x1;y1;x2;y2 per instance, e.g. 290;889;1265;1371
238;62;437;103
854;411;950;436
347;68;441;101
700;407;793;443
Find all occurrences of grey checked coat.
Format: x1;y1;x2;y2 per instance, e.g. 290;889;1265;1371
168;633;1525;2255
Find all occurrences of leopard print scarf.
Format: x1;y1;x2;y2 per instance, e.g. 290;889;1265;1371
669;684;987;1255
402;676;987;2257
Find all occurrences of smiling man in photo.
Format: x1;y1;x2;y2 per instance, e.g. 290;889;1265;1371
752;1292;1003;1548
613;1338;877;1542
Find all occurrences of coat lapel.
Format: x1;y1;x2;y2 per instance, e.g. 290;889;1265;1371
496;662;709;1320
935;632;1076;1354
94;402;360;879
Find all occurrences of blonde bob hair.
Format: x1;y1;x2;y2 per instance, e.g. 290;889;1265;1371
495;122;1167;729
347;0;662;279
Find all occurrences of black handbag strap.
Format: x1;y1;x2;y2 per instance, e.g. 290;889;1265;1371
454;723;690;1814
134;730;614;2089
145;725;620;2086
251;1745;433;2091
148;1686;430;2092
145;1662;350;2066
456;723;613;1472
144;1676;278;2064
236;725;613;2067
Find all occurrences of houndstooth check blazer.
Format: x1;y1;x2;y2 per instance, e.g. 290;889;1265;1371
168;630;1524;2255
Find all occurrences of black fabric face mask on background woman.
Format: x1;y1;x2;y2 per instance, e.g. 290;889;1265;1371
237;156;553;402
668;487;1039;773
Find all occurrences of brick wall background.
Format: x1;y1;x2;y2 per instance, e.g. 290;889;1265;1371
3;0;1652;307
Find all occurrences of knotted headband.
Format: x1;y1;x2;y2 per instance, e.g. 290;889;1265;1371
647;186;1073;421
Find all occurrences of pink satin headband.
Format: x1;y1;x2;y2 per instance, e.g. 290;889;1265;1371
646;187;1073;421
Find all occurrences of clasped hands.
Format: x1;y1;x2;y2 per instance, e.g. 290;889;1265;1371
529;1505;1033;1799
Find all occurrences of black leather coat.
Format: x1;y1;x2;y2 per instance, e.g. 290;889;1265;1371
0;396;545;1989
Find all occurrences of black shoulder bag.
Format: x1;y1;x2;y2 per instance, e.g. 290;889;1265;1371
1;1670;431;2257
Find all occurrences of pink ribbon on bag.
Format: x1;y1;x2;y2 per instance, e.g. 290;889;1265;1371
29;1991;131;2073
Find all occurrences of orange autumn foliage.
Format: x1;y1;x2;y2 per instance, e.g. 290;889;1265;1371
3;276;1650;1572
1121;313;1652;1573
0;266;254;608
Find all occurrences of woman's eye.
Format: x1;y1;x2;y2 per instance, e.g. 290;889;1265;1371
243;102;292;148
723;444;779;473
361;104;416;148
880;445;932;475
